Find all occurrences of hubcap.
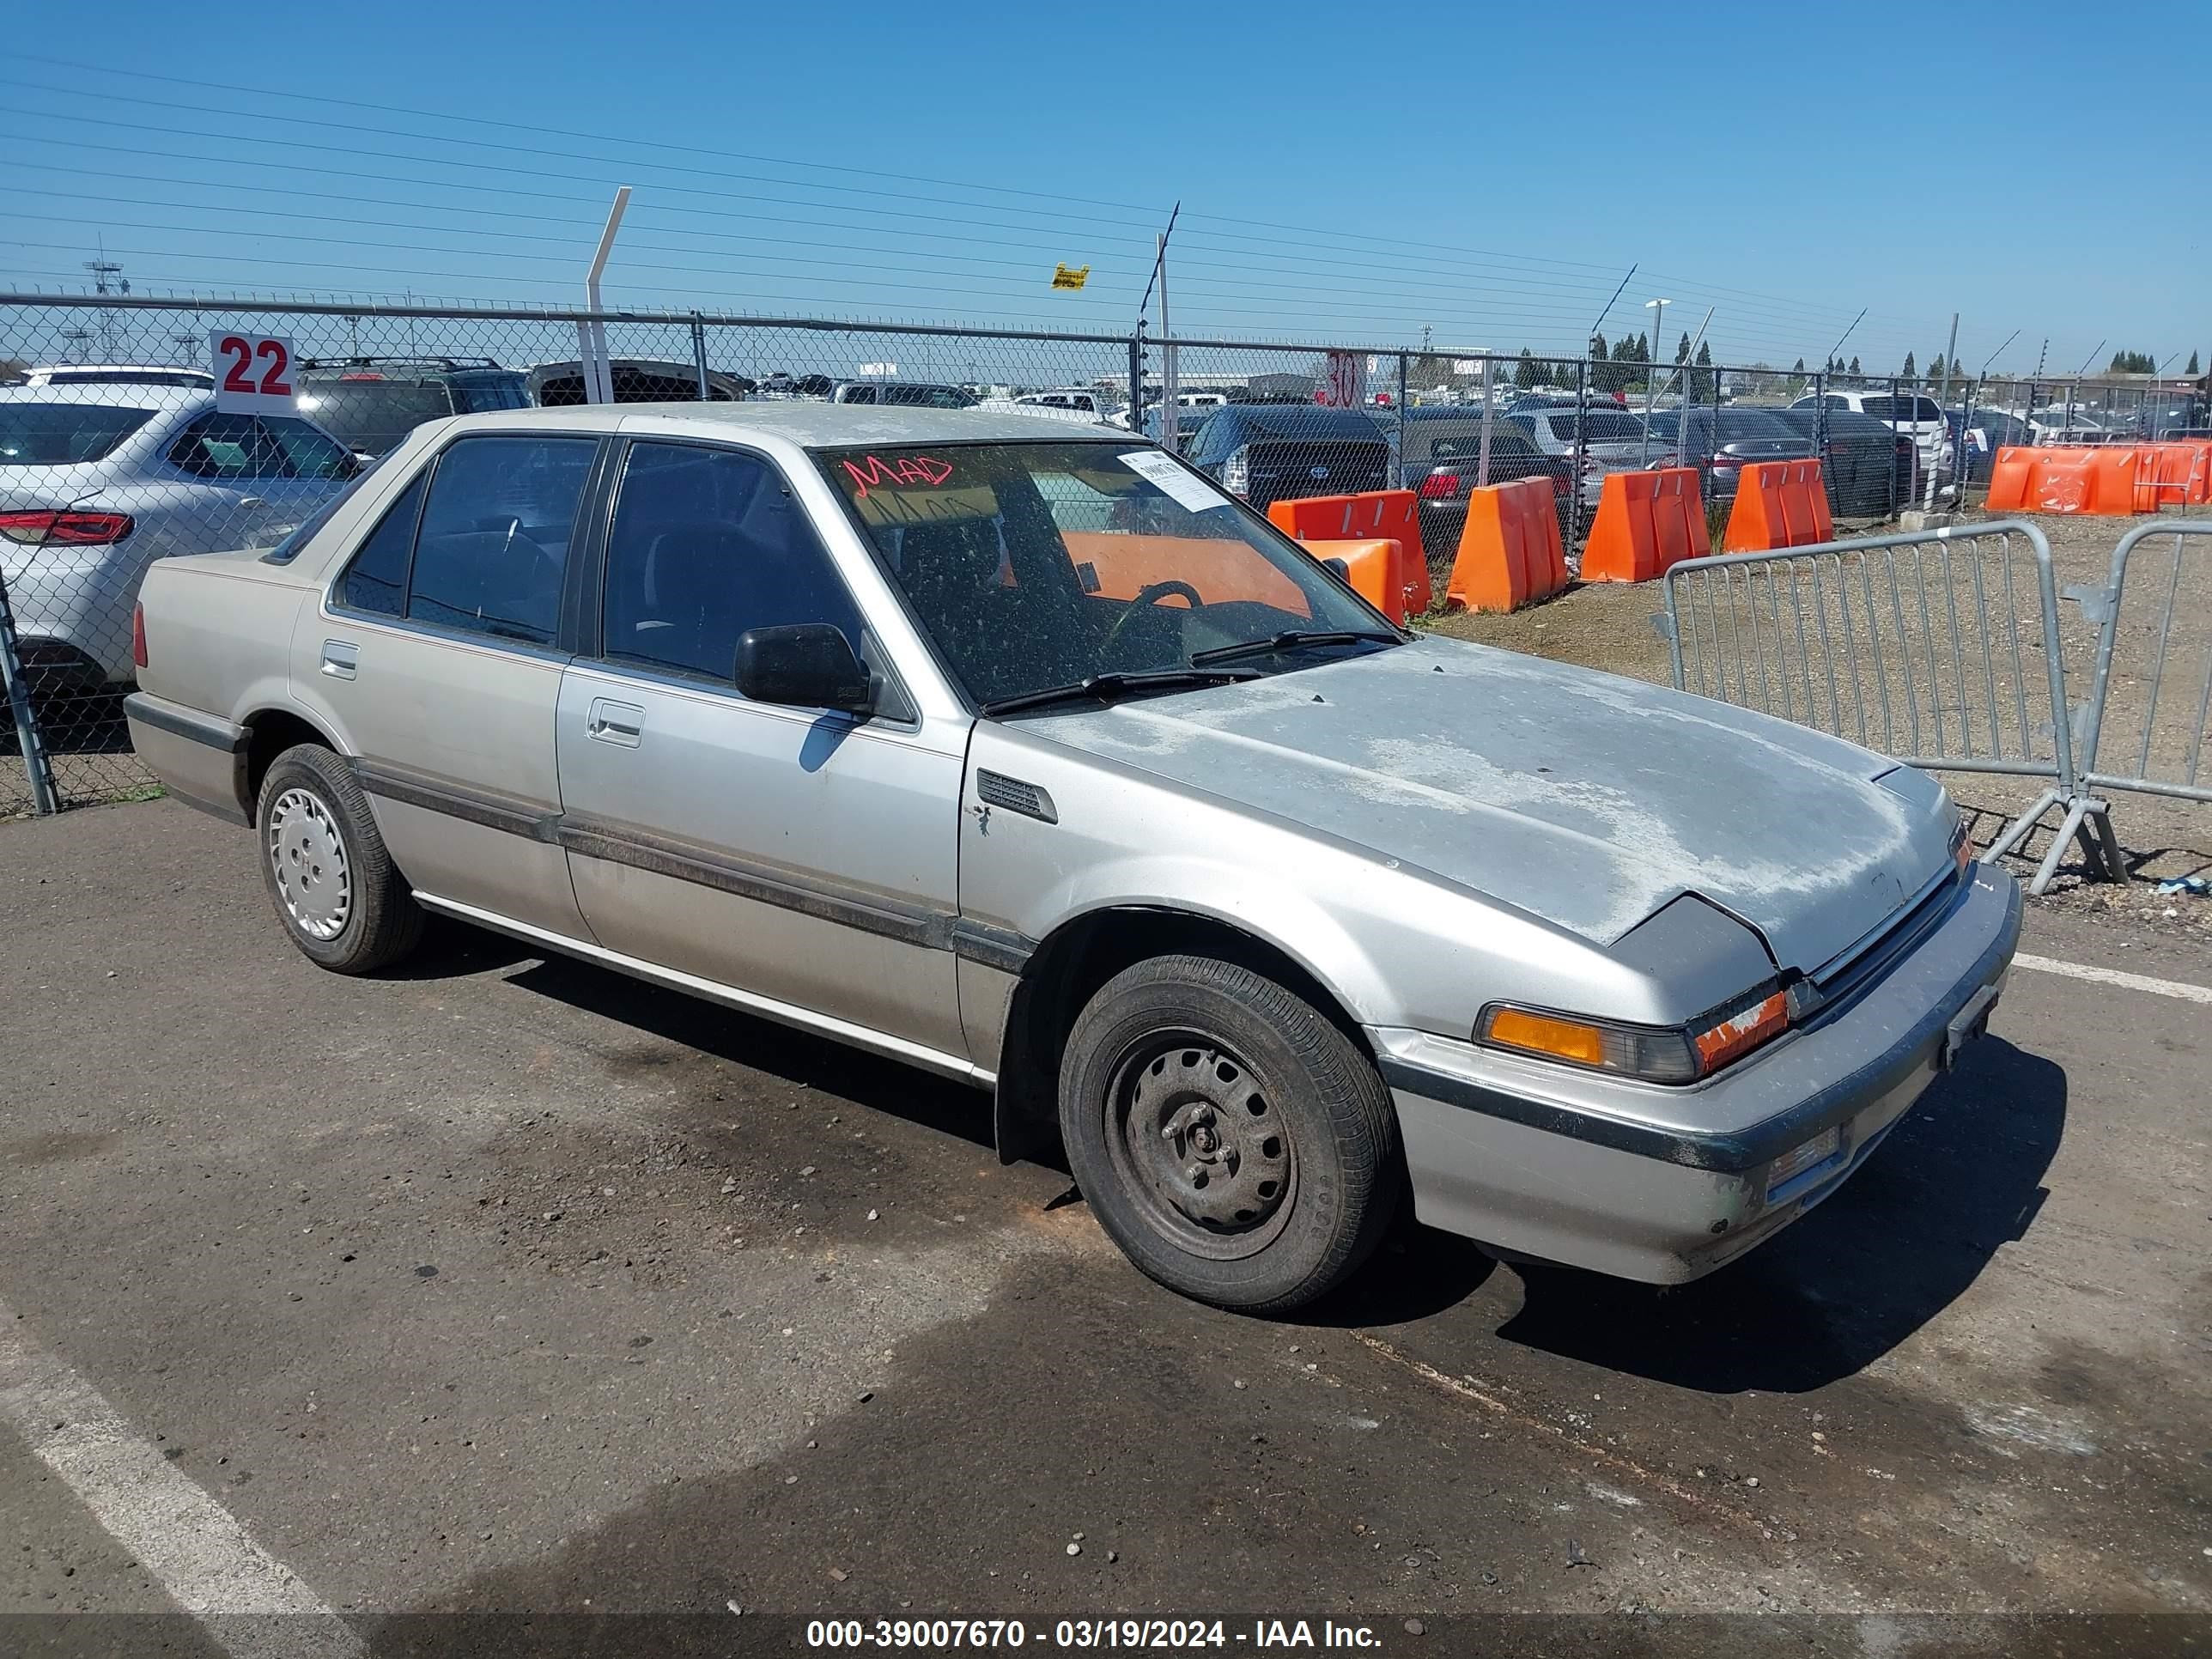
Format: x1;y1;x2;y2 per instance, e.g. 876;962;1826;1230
266;787;351;941
1109;1038;1294;1257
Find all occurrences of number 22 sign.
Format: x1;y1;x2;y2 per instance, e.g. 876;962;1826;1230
209;331;298;414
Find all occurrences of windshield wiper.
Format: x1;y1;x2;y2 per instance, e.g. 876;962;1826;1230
981;667;1262;718
1188;629;1404;668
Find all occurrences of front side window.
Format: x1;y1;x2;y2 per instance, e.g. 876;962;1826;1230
261;416;358;481
168;413;289;479
404;436;597;645
600;442;865;683
818;441;1393;709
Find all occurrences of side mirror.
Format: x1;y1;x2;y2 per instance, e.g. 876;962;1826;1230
735;623;875;717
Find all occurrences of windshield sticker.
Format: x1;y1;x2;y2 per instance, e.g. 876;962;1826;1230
1119;450;1228;514
840;453;954;498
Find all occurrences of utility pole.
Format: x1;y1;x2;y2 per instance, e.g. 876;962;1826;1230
84;252;127;357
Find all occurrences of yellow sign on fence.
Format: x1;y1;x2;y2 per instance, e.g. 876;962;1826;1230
1050;264;1091;290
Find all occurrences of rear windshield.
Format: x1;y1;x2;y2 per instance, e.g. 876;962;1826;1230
0;404;156;465
295;378;452;453
449;375;530;414
1547;410;1645;442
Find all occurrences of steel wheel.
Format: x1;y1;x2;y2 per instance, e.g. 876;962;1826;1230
1104;1033;1297;1261
265;786;352;942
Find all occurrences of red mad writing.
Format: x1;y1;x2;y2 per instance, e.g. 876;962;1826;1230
840;453;954;498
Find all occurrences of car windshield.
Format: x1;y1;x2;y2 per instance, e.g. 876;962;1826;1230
817;441;1396;710
0;403;157;465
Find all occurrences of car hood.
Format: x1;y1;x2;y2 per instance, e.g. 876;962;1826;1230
1024;636;1952;974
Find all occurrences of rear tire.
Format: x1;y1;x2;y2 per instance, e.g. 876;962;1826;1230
255;744;423;975
1059;954;1401;1314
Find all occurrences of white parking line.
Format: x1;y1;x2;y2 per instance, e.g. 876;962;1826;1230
0;1294;363;1659
2013;952;2212;1005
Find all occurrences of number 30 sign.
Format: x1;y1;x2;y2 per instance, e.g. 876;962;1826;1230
209;331;298;414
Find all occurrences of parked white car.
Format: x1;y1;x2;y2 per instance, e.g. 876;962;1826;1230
981;389;1121;427
1790;390;1949;475
0;385;358;686
14;364;216;389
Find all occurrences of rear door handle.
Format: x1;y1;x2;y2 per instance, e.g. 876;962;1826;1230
320;639;357;680
239;496;267;509
586;697;645;747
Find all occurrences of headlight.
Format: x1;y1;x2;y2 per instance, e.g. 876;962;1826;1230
1478;983;1790;1085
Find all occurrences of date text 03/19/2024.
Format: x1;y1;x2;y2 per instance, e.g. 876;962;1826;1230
804;1618;1391;1648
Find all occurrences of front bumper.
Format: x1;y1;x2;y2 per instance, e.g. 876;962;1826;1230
1373;866;2021;1284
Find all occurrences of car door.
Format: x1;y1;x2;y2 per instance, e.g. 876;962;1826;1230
307;430;603;939
554;438;966;1062
158;410;295;552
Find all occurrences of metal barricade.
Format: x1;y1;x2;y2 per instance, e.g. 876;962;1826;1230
1660;522;2123;894
2074;520;2212;805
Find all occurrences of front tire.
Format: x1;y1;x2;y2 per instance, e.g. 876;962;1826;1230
255;744;423;974
1059;954;1401;1313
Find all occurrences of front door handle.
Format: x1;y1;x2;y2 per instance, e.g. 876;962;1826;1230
320;639;357;680
586;697;645;747
238;496;267;509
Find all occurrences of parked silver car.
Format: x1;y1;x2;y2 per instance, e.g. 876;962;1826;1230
122;404;2019;1312
1;384;359;686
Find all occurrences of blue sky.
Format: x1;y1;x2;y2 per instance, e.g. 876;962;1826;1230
4;1;2206;376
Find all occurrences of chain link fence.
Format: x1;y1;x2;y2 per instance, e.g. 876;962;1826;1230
3;292;2205;819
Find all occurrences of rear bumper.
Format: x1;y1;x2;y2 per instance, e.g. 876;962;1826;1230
2;547;147;684
1374;866;2021;1284
122;692;250;824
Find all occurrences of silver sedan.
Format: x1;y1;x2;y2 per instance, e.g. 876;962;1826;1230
123;404;2019;1312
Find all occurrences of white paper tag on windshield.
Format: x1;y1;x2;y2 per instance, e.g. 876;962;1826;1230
1119;450;1229;512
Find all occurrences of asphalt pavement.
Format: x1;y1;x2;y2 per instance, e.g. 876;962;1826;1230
2;800;2208;1658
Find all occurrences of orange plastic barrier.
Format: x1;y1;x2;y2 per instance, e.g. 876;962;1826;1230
2135;441;2212;511
1723;459;1834;552
1300;538;1410;621
1267;490;1431;612
1984;446;2142;515
1582;466;1711;581
1445;477;1568;613
1060;532;1313;614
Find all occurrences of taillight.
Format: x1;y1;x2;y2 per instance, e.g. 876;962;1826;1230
1418;471;1461;500
1221;444;1250;498
131;602;148;670
0;510;135;545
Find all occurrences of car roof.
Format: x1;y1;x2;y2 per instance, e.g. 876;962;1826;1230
0;382;209;409
437;401;1137;447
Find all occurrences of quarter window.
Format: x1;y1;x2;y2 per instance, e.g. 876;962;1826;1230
600;442;865;684
404;436;596;646
335;472;426;617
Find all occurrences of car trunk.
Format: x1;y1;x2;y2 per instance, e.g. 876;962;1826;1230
1243;440;1389;510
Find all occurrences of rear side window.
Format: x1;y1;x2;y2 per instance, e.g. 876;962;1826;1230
1910;397;1944;422
404;436;597;645
335;471;426;615
0;404;155;465
168;413;289;479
